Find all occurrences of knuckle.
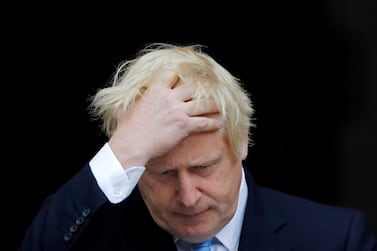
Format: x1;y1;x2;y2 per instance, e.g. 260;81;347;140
175;114;189;129
198;118;208;129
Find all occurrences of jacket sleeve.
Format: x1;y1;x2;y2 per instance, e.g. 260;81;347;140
18;164;109;251
346;210;377;250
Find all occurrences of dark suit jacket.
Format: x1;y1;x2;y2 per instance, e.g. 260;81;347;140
19;164;377;251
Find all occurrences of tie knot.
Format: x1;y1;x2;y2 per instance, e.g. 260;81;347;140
191;238;212;251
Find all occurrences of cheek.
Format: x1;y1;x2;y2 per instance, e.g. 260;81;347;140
138;174;154;194
138;174;172;208
211;165;241;202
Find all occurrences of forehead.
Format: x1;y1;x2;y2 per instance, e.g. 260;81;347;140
148;130;228;167
178;129;224;148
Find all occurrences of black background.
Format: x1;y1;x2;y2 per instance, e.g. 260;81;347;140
5;1;377;249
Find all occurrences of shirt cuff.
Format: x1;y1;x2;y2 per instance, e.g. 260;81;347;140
89;143;145;203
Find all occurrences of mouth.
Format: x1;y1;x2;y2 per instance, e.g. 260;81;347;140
175;208;209;219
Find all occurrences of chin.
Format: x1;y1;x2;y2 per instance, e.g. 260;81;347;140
172;224;217;243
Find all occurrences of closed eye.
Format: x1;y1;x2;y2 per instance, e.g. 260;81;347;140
146;166;177;178
193;165;211;171
159;169;175;176
191;162;217;175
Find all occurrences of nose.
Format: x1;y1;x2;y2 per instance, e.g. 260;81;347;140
176;172;201;207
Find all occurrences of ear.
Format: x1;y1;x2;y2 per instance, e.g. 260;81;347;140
241;139;249;160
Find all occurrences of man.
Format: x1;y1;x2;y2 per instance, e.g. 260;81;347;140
19;43;376;250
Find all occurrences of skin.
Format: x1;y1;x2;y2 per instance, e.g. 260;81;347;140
138;130;247;243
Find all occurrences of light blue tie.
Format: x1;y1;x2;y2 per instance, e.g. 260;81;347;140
191;238;212;251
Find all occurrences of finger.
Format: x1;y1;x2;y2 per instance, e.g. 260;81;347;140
184;99;220;116
188;116;223;133
152;69;180;88
172;81;195;101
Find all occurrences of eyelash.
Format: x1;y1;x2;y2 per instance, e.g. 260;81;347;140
194;165;210;171
159;170;175;176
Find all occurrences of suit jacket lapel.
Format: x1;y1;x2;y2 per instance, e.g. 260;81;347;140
238;169;293;251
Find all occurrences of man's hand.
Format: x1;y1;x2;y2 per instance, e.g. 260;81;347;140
108;69;222;170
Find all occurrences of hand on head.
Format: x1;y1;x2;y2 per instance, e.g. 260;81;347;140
108;69;222;169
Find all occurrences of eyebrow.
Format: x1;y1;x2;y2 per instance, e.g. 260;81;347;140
190;155;221;167
147;153;222;172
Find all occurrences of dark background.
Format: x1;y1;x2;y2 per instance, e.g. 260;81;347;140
5;1;376;249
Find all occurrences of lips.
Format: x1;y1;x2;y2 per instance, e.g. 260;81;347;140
175;208;209;218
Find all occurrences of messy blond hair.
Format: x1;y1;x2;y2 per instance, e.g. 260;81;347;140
89;43;255;159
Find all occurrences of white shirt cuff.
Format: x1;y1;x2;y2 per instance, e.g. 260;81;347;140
89;143;145;203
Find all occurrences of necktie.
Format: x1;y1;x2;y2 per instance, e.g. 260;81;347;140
191;238;212;251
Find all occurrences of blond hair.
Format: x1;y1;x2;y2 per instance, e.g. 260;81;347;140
89;43;255;159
